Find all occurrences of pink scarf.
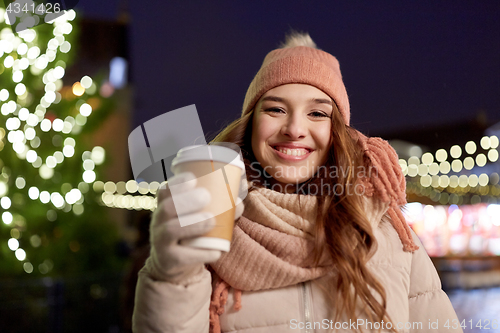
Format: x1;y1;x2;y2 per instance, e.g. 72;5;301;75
209;188;332;333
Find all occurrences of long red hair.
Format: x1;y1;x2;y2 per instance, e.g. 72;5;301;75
209;102;397;332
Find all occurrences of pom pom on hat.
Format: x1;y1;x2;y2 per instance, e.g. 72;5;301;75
279;31;318;49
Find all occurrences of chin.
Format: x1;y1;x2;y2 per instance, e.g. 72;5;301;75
275;176;311;186
286;177;308;184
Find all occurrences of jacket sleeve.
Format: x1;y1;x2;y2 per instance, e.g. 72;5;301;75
408;229;463;332
132;257;212;333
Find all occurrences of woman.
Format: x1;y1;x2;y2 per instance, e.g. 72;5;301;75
133;33;462;333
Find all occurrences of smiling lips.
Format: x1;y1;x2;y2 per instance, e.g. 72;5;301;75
272;145;314;161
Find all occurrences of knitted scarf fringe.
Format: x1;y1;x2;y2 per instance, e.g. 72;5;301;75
209;278;242;333
356;131;419;252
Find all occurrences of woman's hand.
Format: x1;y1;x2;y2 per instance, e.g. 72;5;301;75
148;172;219;284
148;172;244;285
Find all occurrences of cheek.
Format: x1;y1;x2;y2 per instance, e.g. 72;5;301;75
315;124;332;149
313;126;332;164
251;118;261;153
251;117;276;150
251;118;268;162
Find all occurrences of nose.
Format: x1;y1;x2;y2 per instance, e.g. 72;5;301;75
280;113;307;139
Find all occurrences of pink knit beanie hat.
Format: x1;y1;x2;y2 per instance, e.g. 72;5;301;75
241;33;350;125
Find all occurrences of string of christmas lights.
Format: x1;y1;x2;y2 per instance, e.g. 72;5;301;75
93;135;500;211
0;9;115;275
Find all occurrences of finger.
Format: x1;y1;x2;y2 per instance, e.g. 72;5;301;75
156;172;197;203
161;187;211;219
238;178;249;201
159;213;216;243
234;197;244;220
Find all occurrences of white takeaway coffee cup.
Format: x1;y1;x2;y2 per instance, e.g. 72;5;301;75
170;144;245;252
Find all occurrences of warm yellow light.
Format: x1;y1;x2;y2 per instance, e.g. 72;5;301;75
489;149;499;162
451;160;462;173
72;82;85;96
463;157;474;170
490;136;499;149
407;165;418;177
408;156;420;166
439;175;450;188
435;149;447;162
39;164;54;179
149;182;160;194
465;141;476;154
439;161;451;174
431;175;440;188
399;159;407;175
116;181;127;194
23;262;33;273
102;193;114;205
458;175;468;188
428;163;440;176
126;180;138;193
421;152;434;165
8;238;19;251
420;175;432;187
476;154;487;167
81;76;93;88
478;174;489;187
104;181;117;193
480;136;491;150
449;175;459;188
418;164;428;176
83;170;96;183
15;248;26;261
138;182;150;195
468;175;479;187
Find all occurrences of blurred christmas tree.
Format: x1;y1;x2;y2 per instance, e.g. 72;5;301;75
0;6;124;279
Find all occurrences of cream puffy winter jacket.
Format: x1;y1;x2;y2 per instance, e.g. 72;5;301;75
132;195;463;333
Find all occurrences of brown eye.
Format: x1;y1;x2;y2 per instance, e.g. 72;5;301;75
310;111;330;118
264;108;284;113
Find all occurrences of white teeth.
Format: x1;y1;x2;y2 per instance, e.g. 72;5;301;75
276;147;309;156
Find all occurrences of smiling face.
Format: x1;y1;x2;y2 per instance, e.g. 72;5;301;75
251;84;334;192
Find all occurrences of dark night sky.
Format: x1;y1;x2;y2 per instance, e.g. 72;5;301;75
77;1;500;138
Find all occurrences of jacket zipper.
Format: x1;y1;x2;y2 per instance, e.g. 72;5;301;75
302;282;313;333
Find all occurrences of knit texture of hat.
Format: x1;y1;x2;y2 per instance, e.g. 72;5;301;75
241;34;350;125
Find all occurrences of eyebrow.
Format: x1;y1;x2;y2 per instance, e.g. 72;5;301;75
261;96;333;106
311;98;333;106
261;96;284;102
